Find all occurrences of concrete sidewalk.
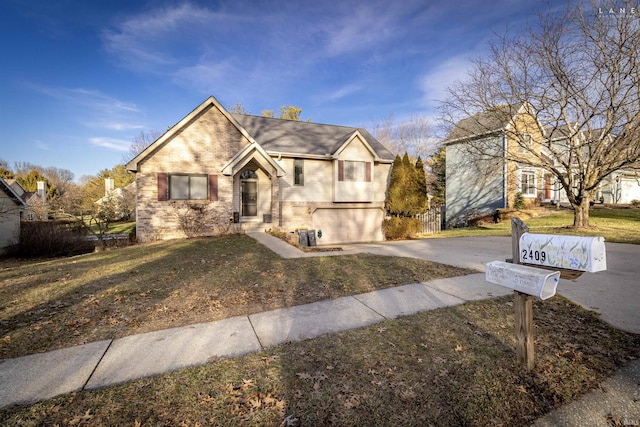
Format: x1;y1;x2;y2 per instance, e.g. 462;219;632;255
0;273;510;409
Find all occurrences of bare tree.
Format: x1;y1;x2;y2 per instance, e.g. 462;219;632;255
370;115;438;159
124;130;162;163
440;0;640;227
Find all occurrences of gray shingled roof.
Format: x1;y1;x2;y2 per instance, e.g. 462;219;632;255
445;104;522;142
231;114;395;161
0;177;27;207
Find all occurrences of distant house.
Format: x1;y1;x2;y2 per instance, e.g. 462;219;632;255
0;177;28;253
6;179;44;220
444;103;640;227
126;96;394;245
95;178;136;220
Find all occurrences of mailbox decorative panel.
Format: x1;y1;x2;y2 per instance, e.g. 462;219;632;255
519;233;606;273
486;261;560;300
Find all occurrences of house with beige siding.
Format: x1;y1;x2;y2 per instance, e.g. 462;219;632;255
126;96;394;245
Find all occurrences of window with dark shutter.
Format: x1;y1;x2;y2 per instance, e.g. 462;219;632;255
157;173;168;201
338;160;344;181
209;175;218;201
365;162;371;182
166;174;209;200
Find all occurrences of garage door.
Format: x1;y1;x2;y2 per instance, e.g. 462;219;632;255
312;208;384;245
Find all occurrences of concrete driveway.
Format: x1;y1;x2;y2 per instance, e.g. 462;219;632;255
343;237;640;334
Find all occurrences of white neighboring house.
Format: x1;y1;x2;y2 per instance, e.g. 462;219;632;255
95;178;136;220
0;177;28;253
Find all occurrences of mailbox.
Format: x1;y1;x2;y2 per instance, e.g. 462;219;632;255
519;233;606;273
486;261;560;300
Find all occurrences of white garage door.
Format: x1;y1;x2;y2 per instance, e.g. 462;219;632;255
312;208;384;245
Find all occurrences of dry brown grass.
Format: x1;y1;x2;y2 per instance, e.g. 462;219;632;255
0;235;473;359
2;295;638;426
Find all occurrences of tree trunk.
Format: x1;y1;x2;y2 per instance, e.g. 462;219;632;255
573;197;591;228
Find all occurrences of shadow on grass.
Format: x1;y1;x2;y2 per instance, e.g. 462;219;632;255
1;295;639;426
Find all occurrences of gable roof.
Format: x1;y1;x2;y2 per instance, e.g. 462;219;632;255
126;96;395;173
445;103;526;143
126;96;260;172
0;177;28;208
221;140;286;177
231;114;395;162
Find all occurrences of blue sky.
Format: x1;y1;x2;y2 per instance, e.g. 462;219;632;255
0;0;564;180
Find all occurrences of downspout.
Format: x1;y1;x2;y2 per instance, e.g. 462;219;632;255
503;134;508;208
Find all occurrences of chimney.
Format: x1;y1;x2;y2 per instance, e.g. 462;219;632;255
105;177;115;195
36;181;46;202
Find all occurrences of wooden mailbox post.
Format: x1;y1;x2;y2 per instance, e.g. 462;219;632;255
485;218;606;370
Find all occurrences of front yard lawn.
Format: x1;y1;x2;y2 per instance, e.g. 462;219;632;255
0;235;472;359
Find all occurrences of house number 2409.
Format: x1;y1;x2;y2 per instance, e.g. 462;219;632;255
522;249;547;262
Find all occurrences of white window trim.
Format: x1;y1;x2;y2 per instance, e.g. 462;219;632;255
344;160;366;182
520;169;537;198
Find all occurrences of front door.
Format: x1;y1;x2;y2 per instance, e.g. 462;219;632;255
544;174;552;200
241;180;257;217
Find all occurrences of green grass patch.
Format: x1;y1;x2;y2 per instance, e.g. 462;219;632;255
436;207;640;244
2;296;638;426
86;220;135;235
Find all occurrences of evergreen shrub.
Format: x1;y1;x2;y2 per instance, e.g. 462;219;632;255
383;217;422;240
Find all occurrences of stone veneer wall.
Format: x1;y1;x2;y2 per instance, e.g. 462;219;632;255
134;105;251;242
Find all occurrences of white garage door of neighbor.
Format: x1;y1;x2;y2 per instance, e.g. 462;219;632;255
312;208;383;245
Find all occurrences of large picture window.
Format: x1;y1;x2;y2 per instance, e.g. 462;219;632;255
169;174;208;200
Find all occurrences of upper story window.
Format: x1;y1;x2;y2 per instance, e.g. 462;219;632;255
519;133;533;153
338;160;371;183
294;159;304;186
344;160;365;181
169;174;208;200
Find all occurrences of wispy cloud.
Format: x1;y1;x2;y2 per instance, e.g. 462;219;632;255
99;1;428;96
419;55;475;111
35;140;52;151
28;83;143;131
172;59;236;94
102;2;235;72
314;84;363;103
323;6;394;56
101;122;145;131
89;137;130;152
30;84;139;114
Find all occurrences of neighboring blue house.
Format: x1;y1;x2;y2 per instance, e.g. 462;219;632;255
444;103;640;228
